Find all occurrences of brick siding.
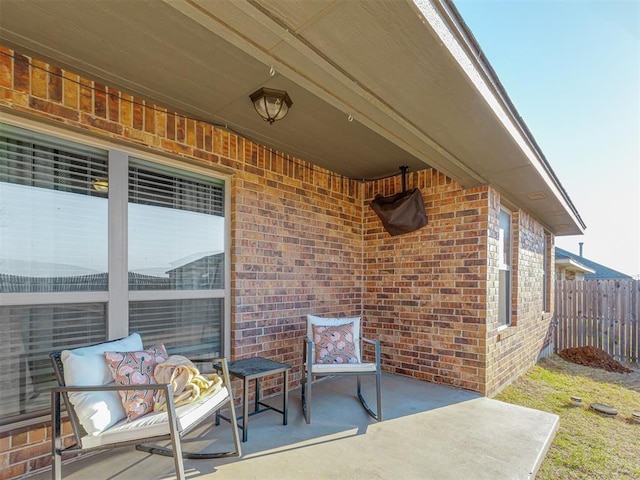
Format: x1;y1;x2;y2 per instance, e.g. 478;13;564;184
363;172;489;393
0;46;554;478
485;204;554;396
0;47;363;478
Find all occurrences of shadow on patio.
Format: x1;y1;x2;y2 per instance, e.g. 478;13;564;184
32;373;558;480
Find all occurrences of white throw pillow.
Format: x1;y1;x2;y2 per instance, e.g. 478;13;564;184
61;333;143;435
307;315;362;361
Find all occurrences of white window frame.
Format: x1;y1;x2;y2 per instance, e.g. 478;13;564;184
498;207;512;327
542;232;550;313
0;115;231;429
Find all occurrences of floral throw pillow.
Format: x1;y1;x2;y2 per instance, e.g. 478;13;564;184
104;344;168;421
312;322;359;364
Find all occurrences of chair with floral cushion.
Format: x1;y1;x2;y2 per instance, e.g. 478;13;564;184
49;333;241;480
302;315;382;424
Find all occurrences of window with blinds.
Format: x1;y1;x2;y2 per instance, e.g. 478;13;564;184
0;124;108;196
129;160;224;216
0;123;228;427
0;304;106;424
498;208;512;326
128;159;225;291
542;232;551;313
0;123;109;292
129;298;223;359
128;159;226;359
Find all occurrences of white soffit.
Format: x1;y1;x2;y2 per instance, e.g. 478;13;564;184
175;0;584;234
412;0;584;233
0;0;585;235
166;0;485;186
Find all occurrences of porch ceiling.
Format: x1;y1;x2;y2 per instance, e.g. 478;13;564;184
0;0;584;235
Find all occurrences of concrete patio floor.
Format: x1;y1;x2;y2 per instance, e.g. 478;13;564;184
31;373;559;480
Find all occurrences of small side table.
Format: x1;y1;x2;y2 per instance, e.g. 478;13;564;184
214;357;291;442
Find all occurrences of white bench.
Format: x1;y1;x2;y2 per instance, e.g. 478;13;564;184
49;334;241;480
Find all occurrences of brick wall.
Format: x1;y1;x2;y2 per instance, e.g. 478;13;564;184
363;171;489;393
231;166;363;398
0;46;555;477
485;198;554;396
0;47;363;478
0;420;74;480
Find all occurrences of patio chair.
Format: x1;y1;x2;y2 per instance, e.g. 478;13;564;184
49;334;241;480
302;315;382;423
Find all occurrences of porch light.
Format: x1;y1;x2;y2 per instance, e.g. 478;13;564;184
249;87;292;124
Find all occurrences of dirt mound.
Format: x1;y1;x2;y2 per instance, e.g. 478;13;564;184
558;346;632;373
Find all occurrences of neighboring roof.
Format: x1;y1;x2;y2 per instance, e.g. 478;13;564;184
554;256;595;276
168;251;224;271
0;0;585;235
0;258;101;277
555;248;632;280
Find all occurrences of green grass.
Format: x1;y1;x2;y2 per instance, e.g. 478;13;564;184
494;357;640;480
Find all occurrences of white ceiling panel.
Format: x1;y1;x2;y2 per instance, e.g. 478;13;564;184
0;0;584;234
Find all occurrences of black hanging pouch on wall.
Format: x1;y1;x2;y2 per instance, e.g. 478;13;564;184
370;166;428;236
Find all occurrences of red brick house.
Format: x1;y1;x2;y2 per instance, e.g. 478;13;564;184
0;1;584;477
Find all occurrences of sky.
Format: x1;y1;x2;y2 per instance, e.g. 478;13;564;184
454;0;640;278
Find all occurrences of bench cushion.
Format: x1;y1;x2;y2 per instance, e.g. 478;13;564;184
311;362;377;374
61;333;143;435
80;386;230;449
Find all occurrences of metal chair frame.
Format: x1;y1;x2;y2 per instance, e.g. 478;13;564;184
50;349;241;480
301;332;382;424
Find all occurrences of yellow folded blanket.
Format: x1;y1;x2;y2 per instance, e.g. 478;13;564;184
153;355;223;411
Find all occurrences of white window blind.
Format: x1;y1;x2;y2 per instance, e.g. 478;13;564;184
0;123;109;424
498;208;512;326
0;123;107;196
0;303;106;425
128;159;226;358
129;299;223;358
129;160;224;216
128;159;225;291
0;123;109;292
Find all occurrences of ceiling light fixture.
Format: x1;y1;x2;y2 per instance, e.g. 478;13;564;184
249;87;292;124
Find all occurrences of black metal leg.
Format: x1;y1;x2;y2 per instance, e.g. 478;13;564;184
254;378;261;413
242;378;249;442
52;390;62;480
214;358;292;440
283;370;289;425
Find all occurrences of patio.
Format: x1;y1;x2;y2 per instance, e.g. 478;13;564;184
33;373;558;480
0;1;587;476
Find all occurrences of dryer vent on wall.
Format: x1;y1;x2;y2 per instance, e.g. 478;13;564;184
370;166;428;236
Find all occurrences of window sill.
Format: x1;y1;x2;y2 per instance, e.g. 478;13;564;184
497;325;517;342
0;412;54;434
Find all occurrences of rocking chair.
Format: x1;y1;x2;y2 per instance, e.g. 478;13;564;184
49;334;241;480
301;315;382;424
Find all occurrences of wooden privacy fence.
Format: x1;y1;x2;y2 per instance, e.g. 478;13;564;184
554;279;639;364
